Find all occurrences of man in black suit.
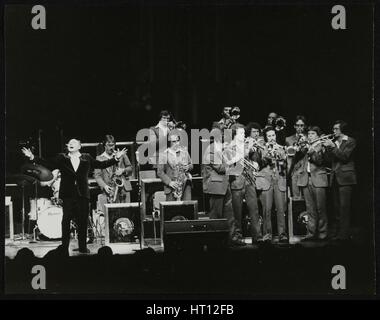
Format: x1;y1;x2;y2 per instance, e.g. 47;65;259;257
285;115;307;200
323;121;357;241
22;139;126;254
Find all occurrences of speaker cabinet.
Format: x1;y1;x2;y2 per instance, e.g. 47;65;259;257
104;203;141;245
163;218;229;252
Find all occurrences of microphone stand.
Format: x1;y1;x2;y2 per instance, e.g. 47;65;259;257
135;147;143;250
29;179;39;243
284;154;291;245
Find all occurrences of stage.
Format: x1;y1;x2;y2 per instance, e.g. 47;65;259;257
5;234;333;260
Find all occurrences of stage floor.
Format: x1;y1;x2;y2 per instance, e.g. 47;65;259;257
5;234;326;259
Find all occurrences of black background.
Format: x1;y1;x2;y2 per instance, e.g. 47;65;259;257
2;0;376;297
5;2;374;234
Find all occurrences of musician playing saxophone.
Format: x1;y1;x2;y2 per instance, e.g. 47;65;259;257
94;135;133;210
258;126;288;243
296;126;329;241
157;132;193;201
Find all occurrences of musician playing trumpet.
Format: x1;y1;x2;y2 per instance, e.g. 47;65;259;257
323;120;357;242
244;122;265;243
257;126;288;243
285;115;307;200
224;124;261;246
157;132;193;201
296;126;329;241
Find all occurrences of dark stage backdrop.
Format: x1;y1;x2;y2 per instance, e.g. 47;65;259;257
5;4;373;231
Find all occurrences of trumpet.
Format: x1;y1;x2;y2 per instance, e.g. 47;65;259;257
266;142;285;159
285;145;298;157
242;158;258;185
302;134;336;150
168;115;187;130
244;137;265;151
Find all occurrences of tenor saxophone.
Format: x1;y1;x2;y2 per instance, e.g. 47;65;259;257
108;168;125;203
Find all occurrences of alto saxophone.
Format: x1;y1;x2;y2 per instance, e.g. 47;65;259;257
172;162;189;201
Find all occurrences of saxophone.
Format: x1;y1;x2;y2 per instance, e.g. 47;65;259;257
107;165;125;203
172;149;191;201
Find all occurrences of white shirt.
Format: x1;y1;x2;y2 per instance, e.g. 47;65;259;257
69;153;81;172
155;122;169;137
101;151;113;160
335;135;348;149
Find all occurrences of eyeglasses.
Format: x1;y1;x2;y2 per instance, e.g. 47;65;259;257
295;124;305;127
105;143;115;147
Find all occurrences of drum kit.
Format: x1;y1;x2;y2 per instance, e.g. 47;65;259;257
7;163;63;242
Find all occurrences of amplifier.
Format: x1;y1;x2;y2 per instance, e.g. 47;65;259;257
163;218;229;252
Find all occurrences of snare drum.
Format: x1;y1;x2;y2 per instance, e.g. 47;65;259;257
37;206;63;239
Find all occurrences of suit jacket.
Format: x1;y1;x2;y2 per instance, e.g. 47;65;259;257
296;144;329;188
326;136;357;186
285;133;304;147
148;125;169;165
157;148;193;194
202;142;229;195
256;145;287;192
33;153;118;199
93;153;132;192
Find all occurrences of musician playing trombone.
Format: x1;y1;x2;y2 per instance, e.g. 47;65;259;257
296;126;329;241
257;126;288;243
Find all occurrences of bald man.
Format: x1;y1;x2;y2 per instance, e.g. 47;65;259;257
22;139;126;255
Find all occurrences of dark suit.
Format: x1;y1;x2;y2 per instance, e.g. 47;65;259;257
148;125;170;166
33;153;118;251
229;145;263;242
202;142;235;239
296;144;328;239
286;133;304;199
326;136;357;240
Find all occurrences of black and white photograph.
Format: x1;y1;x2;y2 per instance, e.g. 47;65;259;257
3;0;376;297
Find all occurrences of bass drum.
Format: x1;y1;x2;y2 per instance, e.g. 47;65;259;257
28;198;53;221
37;206;63;240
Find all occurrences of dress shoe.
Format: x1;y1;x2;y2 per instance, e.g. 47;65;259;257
301;233;318;241
73;248;90;254
279;236;289;244
231;239;247;247
252;237;264;244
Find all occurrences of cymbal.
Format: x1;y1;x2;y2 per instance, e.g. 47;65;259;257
21;163;53;181
7;174;37;186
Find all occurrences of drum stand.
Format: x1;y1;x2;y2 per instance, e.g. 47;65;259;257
29;181;39;243
13;184;27;241
16;185;27;241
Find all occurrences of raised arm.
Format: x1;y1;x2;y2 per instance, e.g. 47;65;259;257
21;147;61;170
88;148;126;169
